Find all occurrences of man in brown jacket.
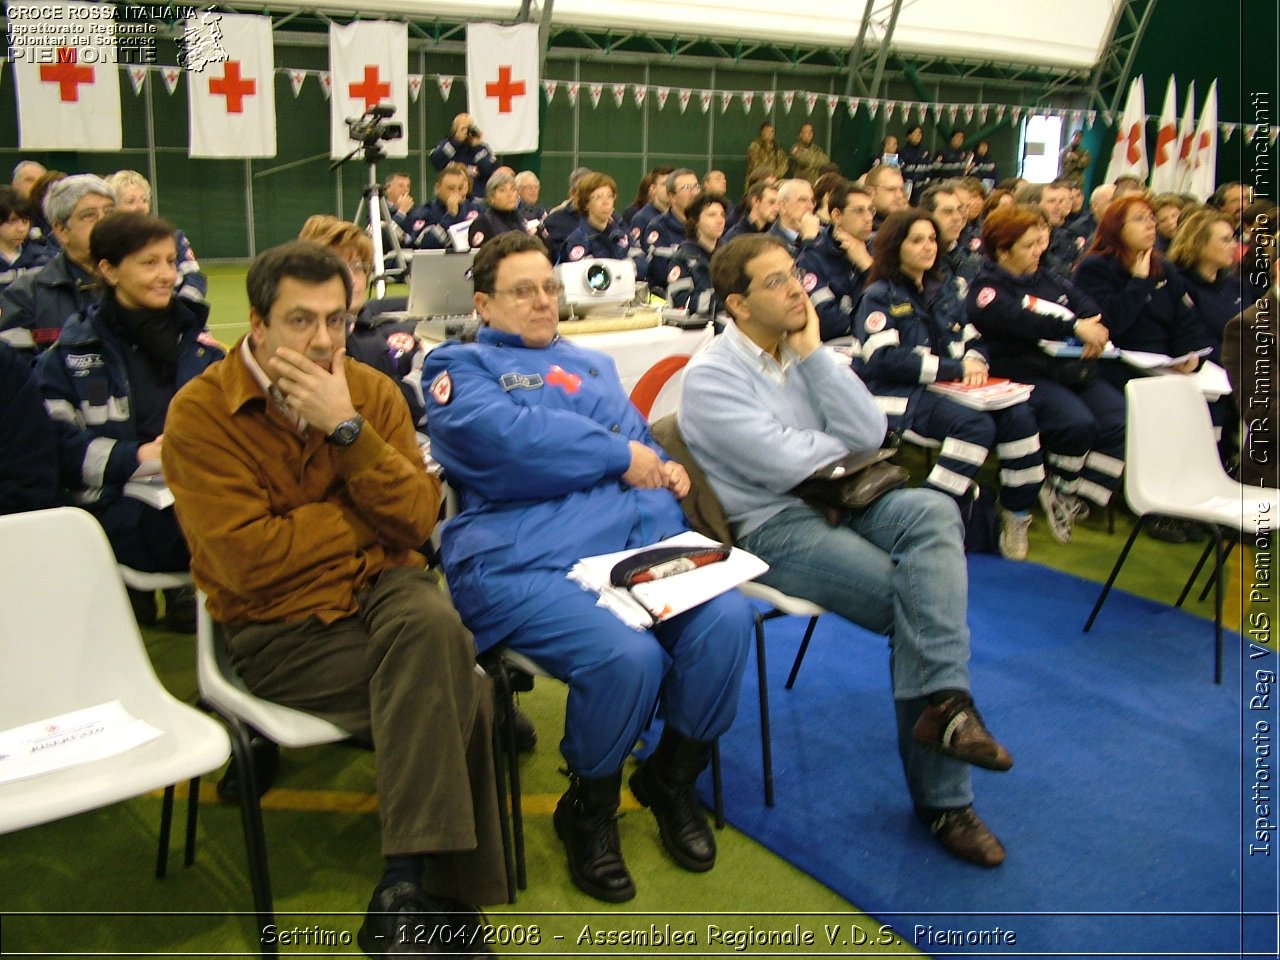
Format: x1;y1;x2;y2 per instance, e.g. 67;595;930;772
163;241;506;955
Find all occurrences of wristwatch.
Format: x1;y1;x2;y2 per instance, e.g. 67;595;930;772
326;414;364;446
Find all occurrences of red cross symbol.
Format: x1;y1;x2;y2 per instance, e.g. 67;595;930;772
40;48;94;103
1154;123;1176;165
209;60;256;114
485;65;526;114
349;65;390;111
1125;123;1144;165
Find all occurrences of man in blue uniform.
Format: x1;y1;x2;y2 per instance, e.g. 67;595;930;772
397;163;480;250
796;182;874;340
643;169;701;295
429;112;499;198
423;231;752;903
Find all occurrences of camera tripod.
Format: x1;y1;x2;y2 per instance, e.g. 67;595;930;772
334;142;408;300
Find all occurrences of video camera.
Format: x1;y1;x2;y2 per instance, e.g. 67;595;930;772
346;104;404;146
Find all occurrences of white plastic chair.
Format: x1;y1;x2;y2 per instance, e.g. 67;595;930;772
118;567;193;592
195;593;350;951
1084;377;1280;682
0;508;230;882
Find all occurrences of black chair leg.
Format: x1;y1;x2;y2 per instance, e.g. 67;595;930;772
1212;530;1224;685
1084;516;1146;632
1197;536;1235;605
753;612;773;807
711;741;725;829
156;784;176;878
488;688;517;904
1176;537;1217;607
184;775;200;867
784;616;820;690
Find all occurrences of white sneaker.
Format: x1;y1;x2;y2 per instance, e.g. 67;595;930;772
1037;486;1075;544
998;509;1032;561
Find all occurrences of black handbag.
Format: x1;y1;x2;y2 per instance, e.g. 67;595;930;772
791;448;910;525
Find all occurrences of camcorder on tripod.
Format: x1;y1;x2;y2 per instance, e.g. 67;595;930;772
331;104;408;298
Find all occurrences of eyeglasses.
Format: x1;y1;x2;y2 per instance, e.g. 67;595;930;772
1125;212;1157;225
845;205;874;217
749;266;804;293
492;279;563;303
673;183;702;194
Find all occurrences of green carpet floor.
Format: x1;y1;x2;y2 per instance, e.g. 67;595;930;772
0;263;1256;957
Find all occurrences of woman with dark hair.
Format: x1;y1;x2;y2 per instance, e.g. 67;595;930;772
970;140;998;187
557;172;648;278
965;206;1124;544
852;210;1045;560
667;192;727;318
35;212;223;629
1167;208;1243;358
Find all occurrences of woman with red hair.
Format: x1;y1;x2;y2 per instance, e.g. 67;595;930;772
965;205;1125;544
1073;195;1214;388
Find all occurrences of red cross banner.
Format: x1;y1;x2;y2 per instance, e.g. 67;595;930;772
329;20;408;160
1104;75;1149;184
466;22;539;154
188;13;275;158
11;1;121;151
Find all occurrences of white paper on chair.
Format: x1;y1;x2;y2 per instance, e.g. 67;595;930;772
1117;346;1213;371
123;475;175;509
0;700;163;786
568;531;769;631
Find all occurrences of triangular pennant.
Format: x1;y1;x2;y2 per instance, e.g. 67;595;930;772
588;82;604;108
995;104;1006;123
826;93;838;117
741;90;754;113
127;66;147;95
611;82;626;108
408;74;422;102
319;72;332;100
979;104;989;124
963;104;974;123
868;99;880;119
1011;106;1023;123
947;104;959;123
566;82;579;107
633;84;646;108
846;96;860;118
1219;122;1235;142
699;90;713;113
804;91;819;115
1088;110;1097;127
1071;110;1083;125
163;66;182;95
288;69;306;98
782;90;795;113
677;88;691;113
436;74;454;99
542;79;557;103
1103;110;1114;127
655;86;670;110
762;91;775;113
720;90;734;113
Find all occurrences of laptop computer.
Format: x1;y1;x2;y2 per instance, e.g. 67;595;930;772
406;250;479;340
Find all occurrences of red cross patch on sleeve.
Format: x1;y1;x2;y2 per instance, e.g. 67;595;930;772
430;371;453;405
976;287;996;308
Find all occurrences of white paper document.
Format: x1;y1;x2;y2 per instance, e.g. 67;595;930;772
0;701;163;786
1117;346;1214;371
1037;339;1122;359
123;476;175;509
568;531;769;630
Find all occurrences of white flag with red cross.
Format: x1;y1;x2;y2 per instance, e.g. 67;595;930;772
189;13;276;158
12;1;121;151
1148;76;1179;194
1103;75;1148;183
467;22;539;153
329;20;408;160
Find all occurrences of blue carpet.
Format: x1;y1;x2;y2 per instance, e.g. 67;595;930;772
704;557;1278;959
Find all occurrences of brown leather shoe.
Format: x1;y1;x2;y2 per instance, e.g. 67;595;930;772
918;805;1006;867
913;695;1013;771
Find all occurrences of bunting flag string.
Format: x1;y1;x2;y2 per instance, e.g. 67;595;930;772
542;78;557;103
565;82;579;107
436;74;453;100
588;82;603;109
846;97;859;118
162;66;182;95
803;91;818;115
677;88;691;113
287;69;306;98
699;89;712;113
633;84;647;108
741;91;754;113
408;74;422;102
655;86;670;110
782;90;795;113
762;91;775;113
128;66;147;95
825;93;838;117
720;89;733;113
611;82;626;108
319;72;331;100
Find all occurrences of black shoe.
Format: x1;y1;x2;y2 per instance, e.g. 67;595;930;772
1147;516;1190;544
163;585;197;633
357;881;450;957
917;804;1006;867
628;728;716;872
217;735;280;802
128;588;157;627
553;771;635;902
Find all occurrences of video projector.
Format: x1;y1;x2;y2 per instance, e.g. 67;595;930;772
554;258;637;317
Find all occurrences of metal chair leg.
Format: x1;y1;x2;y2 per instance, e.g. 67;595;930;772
184;775;200;867
711;741;725;829
1176;537;1217;608
754;612;774;807
1084;516;1146;632
784;616;820;690
1212;530;1224;685
156;784;176;878
1197;536;1235;605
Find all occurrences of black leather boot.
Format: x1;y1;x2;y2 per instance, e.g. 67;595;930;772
628;727;716;872
553;770;635;902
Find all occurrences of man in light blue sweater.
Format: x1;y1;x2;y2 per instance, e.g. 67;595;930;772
679;233;1013;867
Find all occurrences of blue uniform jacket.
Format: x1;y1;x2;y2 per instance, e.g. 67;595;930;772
0;242;52;297
1175;264;1243;360
797;225;867;341
853;276;987;429
1072;254;1213;359
35;297;222;507
642;210;686;294
423;327;689;649
401;199;480;249
429;137;499;196
557;218;648;278
665;241;717;316
173;229;208;303
0;252;98;359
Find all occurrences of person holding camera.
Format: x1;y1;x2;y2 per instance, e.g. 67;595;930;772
430;113;499;198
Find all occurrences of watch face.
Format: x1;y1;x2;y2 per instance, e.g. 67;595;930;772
329;416;363;445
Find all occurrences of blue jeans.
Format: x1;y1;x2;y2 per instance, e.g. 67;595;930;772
738;489;975;809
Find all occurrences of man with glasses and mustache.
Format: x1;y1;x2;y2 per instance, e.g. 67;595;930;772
423;231;752;904
163;241;508;951
680;234;1014;868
